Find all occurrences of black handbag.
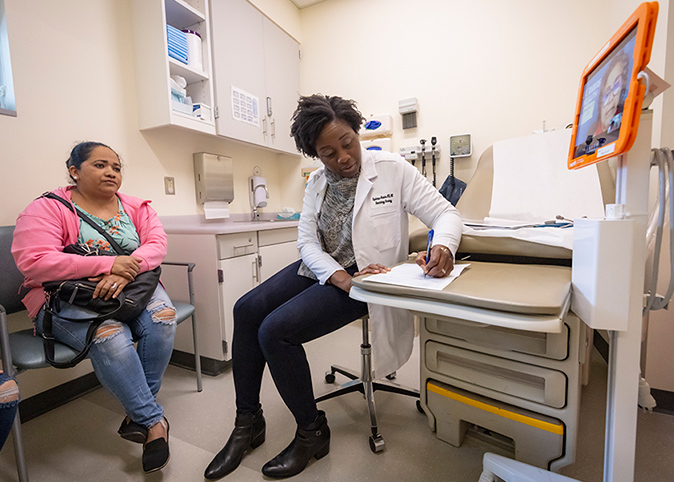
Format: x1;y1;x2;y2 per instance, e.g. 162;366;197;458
40;192;161;368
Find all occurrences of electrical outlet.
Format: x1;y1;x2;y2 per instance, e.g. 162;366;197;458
164;176;175;195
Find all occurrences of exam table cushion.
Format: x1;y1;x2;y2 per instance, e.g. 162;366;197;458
353;261;571;316
409;228;572;260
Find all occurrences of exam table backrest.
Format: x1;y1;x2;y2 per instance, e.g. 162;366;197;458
410;139;616;260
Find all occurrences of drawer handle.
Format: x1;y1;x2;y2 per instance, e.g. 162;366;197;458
233;243;254;250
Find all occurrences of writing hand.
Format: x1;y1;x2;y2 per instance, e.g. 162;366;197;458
415;245;454;278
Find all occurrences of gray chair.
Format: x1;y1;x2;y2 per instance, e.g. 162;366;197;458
161;261;203;392
0;225;201;482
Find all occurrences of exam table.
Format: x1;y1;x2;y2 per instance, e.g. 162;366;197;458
351;132;616;472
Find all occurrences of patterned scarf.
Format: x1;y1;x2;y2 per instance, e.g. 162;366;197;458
298;168;360;280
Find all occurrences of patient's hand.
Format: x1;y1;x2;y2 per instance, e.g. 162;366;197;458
416;245;454;277
111;256;141;281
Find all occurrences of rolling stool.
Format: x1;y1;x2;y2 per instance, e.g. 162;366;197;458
315;315;419;452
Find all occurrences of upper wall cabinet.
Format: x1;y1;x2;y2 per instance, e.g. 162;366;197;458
210;0;300;155
131;0;216;135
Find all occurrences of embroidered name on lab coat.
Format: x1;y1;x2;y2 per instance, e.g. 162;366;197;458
372;193;394;206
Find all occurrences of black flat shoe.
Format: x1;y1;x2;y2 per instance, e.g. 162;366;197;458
204;409;265;480
118;417;147;444
142;418;170;474
261;411;330;479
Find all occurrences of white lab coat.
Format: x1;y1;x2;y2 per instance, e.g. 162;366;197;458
298;148;463;377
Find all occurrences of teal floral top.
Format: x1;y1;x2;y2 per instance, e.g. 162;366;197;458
75;198;140;255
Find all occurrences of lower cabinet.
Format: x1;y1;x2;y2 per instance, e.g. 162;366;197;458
258;227;300;282
419;313;585;472
162;226;299;373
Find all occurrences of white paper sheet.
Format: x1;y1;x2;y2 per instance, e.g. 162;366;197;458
490;129;604;222
363;263;470;291
231;86;260;127
204;201;230;219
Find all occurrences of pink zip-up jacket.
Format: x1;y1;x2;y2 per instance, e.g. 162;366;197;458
12;186;168;317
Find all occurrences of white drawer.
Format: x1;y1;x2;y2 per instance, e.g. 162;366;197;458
258;227;298;247
425;317;569;360
425;341;567;408
217;232;257;259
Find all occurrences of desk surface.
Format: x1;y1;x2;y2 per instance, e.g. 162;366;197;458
350;261;572;333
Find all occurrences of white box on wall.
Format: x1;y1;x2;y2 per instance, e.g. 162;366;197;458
361;138;392;152
359;114;392;139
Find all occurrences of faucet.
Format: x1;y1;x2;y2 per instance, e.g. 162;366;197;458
250;181;269;221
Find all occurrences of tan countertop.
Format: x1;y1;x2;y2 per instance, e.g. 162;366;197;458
160;214;299;235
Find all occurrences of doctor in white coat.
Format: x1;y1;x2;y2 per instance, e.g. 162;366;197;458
205;94;462;481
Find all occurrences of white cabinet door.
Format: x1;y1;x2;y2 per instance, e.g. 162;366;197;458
210;0;299;154
263;17;300;155
210;0;266;146
258;241;300;283
218;253;258;360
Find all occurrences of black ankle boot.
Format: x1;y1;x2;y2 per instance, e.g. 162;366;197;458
261;411;330;479
204;409;266;480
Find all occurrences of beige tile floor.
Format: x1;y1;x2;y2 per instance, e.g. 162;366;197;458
0;322;673;482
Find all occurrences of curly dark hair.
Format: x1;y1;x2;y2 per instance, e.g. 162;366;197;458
290;94;364;158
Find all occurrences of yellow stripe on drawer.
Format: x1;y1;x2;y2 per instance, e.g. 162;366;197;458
427;381;564;435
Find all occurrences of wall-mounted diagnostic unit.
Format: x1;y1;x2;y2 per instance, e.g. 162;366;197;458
449;133;472;157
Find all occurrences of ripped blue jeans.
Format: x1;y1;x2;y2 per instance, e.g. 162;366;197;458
0;371;19;450
34;285;176;429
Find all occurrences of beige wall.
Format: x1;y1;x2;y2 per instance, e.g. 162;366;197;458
298;0;614;186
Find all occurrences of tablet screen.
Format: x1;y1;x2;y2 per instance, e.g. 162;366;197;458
572;28;637;160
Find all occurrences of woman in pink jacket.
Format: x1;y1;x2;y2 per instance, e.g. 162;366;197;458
12;142;175;474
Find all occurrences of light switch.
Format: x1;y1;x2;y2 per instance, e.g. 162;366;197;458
164;176;175;195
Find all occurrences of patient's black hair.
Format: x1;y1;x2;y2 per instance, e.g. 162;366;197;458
290;94;365;158
66;141;120;183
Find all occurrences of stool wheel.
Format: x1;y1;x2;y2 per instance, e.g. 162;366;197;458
416;400;425;414
369;434;385;453
324;371;336;384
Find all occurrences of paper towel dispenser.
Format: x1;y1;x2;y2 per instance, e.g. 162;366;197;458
193;152;234;205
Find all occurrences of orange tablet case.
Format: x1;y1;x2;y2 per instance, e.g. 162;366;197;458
568;2;658;170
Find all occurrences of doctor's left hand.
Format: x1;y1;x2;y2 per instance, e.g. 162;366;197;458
329;264;391;294
354;263;391;278
416;245;454;278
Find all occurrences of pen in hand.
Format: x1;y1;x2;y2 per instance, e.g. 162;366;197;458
425;229;434;278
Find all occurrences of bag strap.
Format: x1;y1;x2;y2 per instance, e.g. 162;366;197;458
42;303;107;369
42;192;126;255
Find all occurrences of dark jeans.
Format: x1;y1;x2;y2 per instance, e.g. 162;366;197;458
0;371;18;451
232;259;368;428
